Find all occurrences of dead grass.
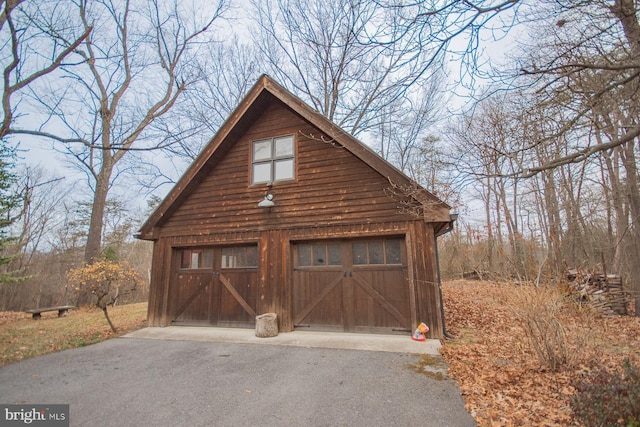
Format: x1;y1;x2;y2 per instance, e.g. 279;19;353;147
0;303;148;366
441;279;640;426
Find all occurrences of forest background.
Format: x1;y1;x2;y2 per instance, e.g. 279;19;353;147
1;0;639;316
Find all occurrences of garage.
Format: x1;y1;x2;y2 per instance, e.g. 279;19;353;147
292;237;411;334
170;245;259;327
138;76;453;338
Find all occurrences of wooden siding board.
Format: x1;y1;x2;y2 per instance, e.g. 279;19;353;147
258;232;270;316
157;221;413;242
147;239;175;326
158;102;422;234
147;240;165;326
159;185;406;217
410;221;442;339
405;228;418;332
423;225;443;337
161;203;411;226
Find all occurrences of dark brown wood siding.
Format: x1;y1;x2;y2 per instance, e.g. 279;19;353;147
407;221;442;336
158;101;416;237
147;239;171;326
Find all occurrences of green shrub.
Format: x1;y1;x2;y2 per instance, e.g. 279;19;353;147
571;359;640;427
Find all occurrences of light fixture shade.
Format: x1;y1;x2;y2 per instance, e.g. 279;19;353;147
258;194;275;207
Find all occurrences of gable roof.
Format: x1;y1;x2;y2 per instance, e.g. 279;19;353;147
137;75;450;239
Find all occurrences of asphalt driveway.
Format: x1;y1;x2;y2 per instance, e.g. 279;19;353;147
0;335;475;426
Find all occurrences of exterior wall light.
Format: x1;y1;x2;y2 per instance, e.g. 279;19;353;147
258;193;275;208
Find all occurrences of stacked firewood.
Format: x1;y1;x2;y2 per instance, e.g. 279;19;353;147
567;269;629;316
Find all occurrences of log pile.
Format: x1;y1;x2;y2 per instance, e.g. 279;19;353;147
567;269;629;316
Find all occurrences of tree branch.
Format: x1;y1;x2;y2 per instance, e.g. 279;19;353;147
522;127;640;178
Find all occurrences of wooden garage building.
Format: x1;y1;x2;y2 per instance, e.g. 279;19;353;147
137;75;453;338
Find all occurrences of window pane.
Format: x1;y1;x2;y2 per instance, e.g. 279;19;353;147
181;250;191;269
274;136;294;157
274;159;294;181
222;246;258;268
203;248;214;269
221;247;233;268
181;248;215;269
353;242;367;265
253;139;272;161
313;244;326;266
191;251;201;269
327;243;342;265
298;244;311;266
253;162;271;184
369;241;384;264
236;247;247;267
246;246;258;267
385;239;402;264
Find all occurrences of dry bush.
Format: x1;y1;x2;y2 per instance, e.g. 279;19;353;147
442;280;640;426
67;259;143;333
506;285;581;372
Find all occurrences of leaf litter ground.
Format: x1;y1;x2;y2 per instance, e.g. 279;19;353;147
441;280;640;426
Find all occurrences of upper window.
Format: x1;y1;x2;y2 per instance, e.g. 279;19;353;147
252;135;295;184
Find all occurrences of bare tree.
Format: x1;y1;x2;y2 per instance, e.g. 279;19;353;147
11;0;228;263
250;0;449;136
0;167;70;310
374;73;446;167
495;0;640;312
447;93;572;279
153;37;262;167
499;0;640;175
0;0;90;140
380;1;522;88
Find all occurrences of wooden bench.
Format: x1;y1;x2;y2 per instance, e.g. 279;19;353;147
26;305;76;320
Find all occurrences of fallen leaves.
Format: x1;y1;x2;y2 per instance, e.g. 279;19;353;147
0;311;30;325
441;280;640;426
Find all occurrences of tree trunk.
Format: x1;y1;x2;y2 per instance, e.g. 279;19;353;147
255;313;278;337
620;140;640;316
485;176;494;273
102;306;117;333
610;0;640;315
542;167;562;276
601;146;627;272
84;163;113;263
611;0;640;57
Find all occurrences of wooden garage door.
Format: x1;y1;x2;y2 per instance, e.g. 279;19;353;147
170;245;258;327
292;238;411;334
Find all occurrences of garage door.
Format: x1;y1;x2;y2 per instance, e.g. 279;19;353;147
292;238;411;334
170;245;258;327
